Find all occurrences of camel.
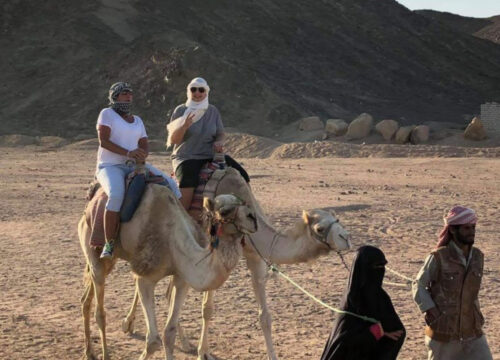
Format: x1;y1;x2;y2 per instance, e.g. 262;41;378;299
79;184;258;360
121;168;351;360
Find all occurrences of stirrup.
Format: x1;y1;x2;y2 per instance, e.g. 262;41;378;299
100;241;115;259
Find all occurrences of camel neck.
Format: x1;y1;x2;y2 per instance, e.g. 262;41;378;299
251;215;317;265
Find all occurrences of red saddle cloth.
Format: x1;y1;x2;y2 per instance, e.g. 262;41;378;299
86;187;108;247
189;161;223;213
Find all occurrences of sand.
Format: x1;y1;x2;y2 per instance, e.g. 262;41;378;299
0;145;499;360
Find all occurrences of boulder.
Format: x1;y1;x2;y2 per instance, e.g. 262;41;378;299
298;116;323;131
325;119;348;136
346;113;373;140
375;119;399;141
0;134;37;147
464;117;487;140
410;125;430;144
38;136;68;148
395;126;415;144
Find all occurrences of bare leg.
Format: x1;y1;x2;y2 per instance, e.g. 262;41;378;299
246;256;277;360
163;275;189;360
104;209;119;242
179;188;194;210
197;290;215;360
137;277;162;360
81;269;95;360
122;278;140;334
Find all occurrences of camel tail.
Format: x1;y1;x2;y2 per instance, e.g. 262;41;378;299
165;276;174;308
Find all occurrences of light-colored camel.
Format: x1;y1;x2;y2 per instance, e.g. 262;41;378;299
122;168;351;360
79;184;258;360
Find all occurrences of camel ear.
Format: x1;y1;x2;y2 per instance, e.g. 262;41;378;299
302;210;311;224
203;197;215;212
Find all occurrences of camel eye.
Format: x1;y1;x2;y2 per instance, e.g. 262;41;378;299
316;226;325;233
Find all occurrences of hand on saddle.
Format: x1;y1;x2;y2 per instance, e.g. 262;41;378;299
214;142;224;153
128;148;147;161
424;307;441;325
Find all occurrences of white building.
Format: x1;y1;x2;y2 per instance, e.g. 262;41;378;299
480;102;500;137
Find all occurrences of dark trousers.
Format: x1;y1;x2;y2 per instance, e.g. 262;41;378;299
175;155;249;189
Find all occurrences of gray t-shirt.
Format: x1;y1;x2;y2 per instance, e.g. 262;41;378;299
169;104;224;171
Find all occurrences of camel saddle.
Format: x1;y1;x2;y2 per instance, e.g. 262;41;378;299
84;170;170;247
189;161;227;213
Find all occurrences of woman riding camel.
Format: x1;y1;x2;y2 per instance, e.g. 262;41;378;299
167;77;249;211
96;82;180;259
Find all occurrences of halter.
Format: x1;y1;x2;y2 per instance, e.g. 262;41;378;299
308;218;351;271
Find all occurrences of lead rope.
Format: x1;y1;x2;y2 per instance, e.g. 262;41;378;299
246;234;379;323
269;264;378;323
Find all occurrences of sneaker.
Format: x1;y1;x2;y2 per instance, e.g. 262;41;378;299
100;241;114;259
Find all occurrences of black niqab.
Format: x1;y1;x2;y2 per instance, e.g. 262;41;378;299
321;246;405;360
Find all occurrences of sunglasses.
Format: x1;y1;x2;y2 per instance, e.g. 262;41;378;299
190;87;206;93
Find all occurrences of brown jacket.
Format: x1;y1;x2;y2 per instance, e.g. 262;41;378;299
425;244;484;342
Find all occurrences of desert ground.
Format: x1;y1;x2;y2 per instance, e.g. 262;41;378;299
0;144;499;360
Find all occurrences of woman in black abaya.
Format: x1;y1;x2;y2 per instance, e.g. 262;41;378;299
321;246;405;360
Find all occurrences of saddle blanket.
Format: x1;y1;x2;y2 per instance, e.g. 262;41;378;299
85;173;167;247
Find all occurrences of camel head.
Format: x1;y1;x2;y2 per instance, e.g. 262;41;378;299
302;209;351;252
203;194;258;235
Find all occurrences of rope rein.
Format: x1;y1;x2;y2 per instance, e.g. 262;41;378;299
247;221;381;323
245;219;415;324
269;264;378;324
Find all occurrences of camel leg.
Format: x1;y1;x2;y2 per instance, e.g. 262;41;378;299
81;273;96;360
197;290;215;360
163;276;189;360
136;276;162;360
122;278;140;334
246;256;278;360
93;267;110;360
165;279;195;353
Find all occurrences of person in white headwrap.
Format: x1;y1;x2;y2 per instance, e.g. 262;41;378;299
412;206;493;360
167;77;249;211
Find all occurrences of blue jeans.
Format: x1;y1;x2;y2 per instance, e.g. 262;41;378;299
96;163;181;211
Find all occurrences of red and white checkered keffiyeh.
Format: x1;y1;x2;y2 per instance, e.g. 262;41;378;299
436;206;477;248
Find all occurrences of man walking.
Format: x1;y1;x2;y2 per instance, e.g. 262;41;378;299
412;206;493;360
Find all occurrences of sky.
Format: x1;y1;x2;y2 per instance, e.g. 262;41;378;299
396;0;500;18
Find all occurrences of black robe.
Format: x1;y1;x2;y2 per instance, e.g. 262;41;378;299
321;246;406;360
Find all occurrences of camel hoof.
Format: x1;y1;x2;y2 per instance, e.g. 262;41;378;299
198;354;216;360
147;336;162;354
81;353;97;360
178;337;196;353
121;316;135;334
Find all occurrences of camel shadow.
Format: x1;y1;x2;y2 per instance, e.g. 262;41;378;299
250;174;273;179
322;204;371;213
128;332;201;356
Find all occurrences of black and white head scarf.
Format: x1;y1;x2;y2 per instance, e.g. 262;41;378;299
108;82;133;115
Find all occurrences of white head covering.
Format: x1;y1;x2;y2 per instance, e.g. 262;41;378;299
185;77;210;113
166;77;211;147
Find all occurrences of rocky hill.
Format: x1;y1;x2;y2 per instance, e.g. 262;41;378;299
2;0;500;139
418;11;500;44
